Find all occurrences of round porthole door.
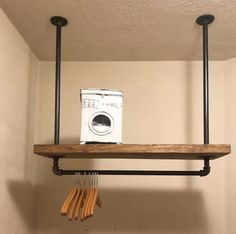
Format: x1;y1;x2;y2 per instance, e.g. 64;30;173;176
89;112;114;136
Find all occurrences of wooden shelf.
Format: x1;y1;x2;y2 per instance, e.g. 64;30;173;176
34;144;231;160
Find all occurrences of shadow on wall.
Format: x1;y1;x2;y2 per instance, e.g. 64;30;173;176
7;180;34;232
8;179;209;234
185;61;195;190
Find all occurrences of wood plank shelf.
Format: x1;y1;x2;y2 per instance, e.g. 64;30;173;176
34;144;231;160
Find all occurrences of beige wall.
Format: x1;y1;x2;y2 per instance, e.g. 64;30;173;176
224;58;236;234
34;61;227;234
0;9;38;234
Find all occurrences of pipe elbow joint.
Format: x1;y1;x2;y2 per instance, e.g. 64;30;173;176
200;166;211;177
52;166;63;176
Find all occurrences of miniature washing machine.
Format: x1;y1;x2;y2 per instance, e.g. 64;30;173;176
80;88;123;144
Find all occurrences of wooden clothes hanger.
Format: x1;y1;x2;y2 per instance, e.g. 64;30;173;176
81;173;98;221
60;182;78;215
60;172;101;221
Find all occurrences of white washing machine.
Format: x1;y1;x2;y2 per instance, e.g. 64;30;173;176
80;88;123;144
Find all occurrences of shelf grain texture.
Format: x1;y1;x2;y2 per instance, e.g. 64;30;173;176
34;144;231;160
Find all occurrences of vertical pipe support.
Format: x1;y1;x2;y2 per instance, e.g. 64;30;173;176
50;16;68;145
48;15;214;177
203;22;209;144
196;14;214;144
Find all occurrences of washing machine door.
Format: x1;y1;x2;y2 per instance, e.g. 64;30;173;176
89;112;114;136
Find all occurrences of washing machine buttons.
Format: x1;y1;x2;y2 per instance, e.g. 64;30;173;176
101;102;122;109
82;99;101;109
83;99;122;109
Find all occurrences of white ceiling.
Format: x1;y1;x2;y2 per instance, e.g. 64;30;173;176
1;0;236;61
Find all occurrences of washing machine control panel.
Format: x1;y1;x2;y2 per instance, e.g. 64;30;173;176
82;98;122;109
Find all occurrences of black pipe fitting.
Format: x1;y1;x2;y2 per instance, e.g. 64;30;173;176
52;157;63;176
200;166;211;177
200;158;211;177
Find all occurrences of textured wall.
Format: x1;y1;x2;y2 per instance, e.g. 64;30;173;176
1;0;236;61
0;9;38;234
34;61;227;234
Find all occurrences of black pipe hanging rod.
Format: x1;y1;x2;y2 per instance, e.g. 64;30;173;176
52;157;210;177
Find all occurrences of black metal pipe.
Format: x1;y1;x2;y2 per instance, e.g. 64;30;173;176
54;25;61;144
50;16;68;145
203;23;209;144
54;169;209;176
196;14;214;145
52;157;211;177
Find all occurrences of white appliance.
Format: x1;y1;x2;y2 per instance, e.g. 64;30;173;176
80;88;123;144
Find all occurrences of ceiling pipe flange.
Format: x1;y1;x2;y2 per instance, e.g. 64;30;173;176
50;16;68;27
196;14;214;25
